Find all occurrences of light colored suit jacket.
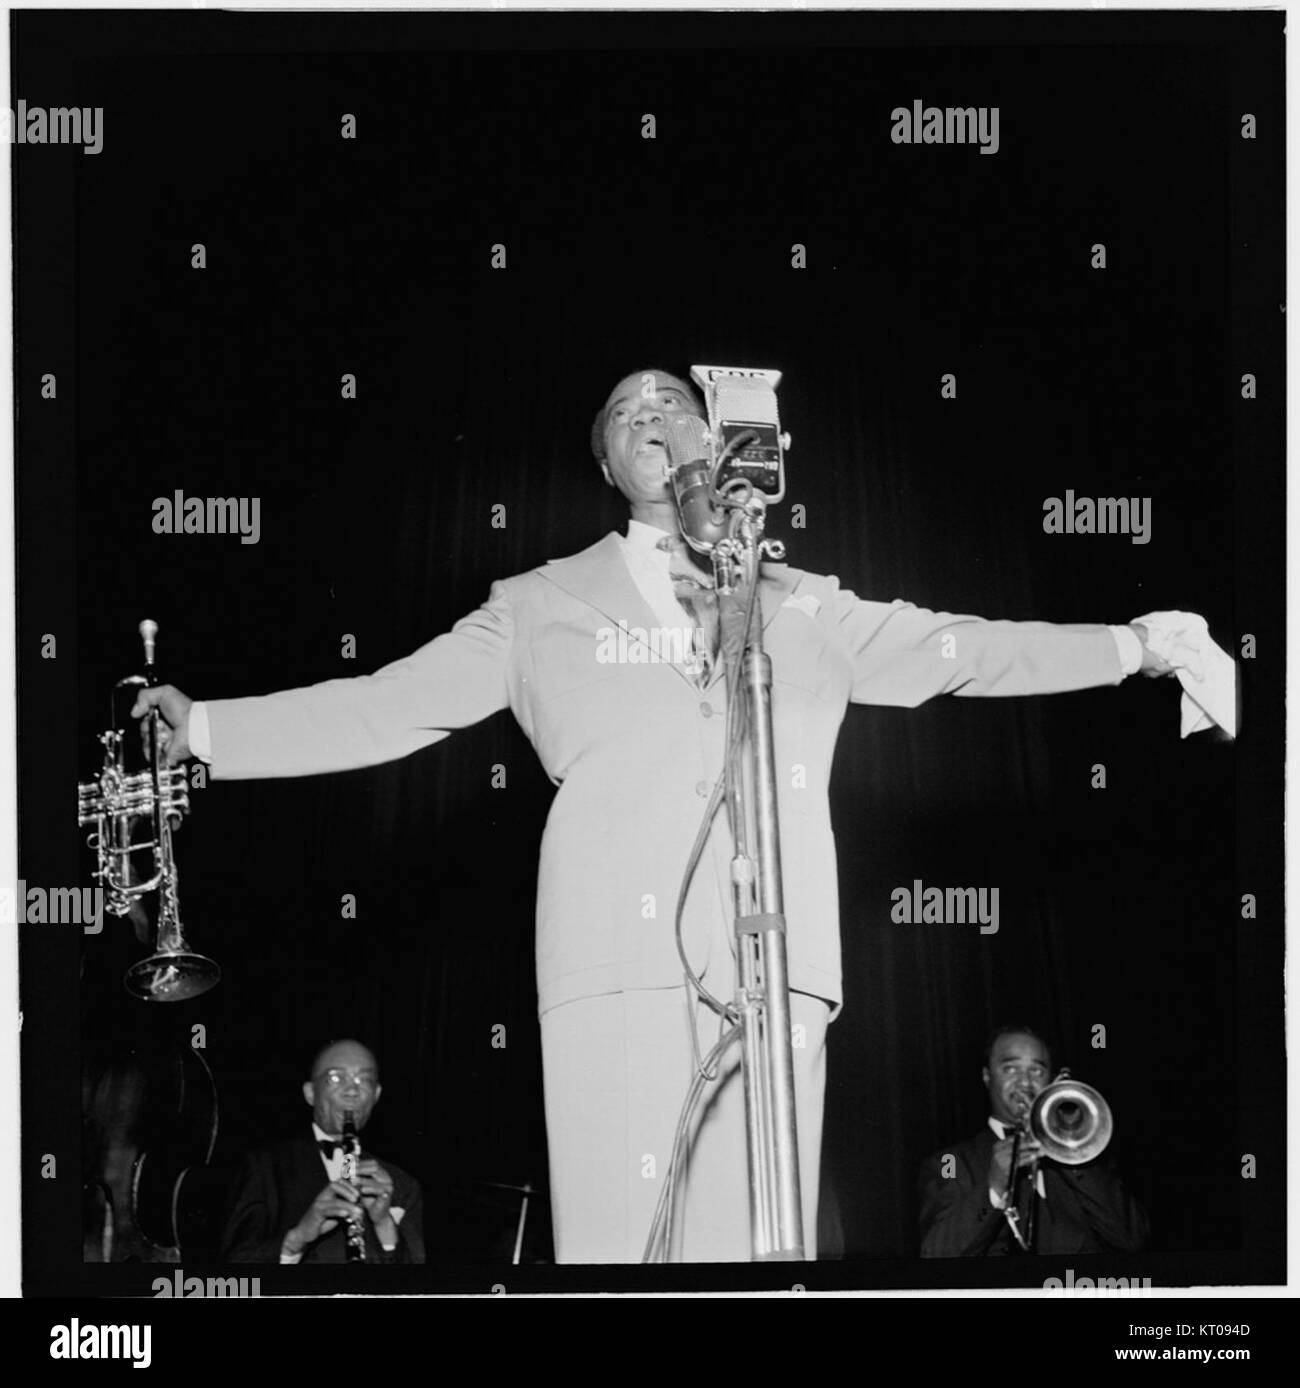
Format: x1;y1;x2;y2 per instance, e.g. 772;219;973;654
205;531;1122;1015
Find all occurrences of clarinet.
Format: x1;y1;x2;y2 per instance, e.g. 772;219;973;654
340;1113;367;1263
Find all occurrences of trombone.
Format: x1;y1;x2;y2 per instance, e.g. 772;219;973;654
77;620;220;1002
1002;1068;1112;1251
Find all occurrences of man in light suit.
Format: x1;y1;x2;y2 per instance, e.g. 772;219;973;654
917;1025;1149;1257
221;1038;424;1263
135;367;1179;1263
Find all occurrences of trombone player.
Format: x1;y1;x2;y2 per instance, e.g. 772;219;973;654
918;1025;1149;1257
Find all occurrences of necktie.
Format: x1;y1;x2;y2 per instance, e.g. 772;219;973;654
657;537;719;683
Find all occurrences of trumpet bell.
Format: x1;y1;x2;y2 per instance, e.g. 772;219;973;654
1031;1075;1113;1166
124;951;221;1003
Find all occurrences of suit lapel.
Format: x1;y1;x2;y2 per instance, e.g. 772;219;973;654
758;564;803;633
288;1132;343;1263
970;1128;1013;1256
539;531;803;693
538;533;697;688
536;531;649;626
291;1131;327;1212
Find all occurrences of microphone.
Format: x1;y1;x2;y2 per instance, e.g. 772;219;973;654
664;414;728;551
688;365;788;504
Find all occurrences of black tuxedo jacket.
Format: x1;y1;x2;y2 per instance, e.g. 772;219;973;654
918;1127;1149;1258
221;1131;425;1263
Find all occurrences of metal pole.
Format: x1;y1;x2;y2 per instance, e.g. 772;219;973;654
721;517;804;1261
744;646;803;1258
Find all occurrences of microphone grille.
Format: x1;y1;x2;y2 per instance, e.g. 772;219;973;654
664;413;711;469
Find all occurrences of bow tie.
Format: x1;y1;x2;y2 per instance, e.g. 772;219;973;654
318;1138;342;1158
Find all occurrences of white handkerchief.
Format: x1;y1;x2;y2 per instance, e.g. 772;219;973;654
1132;610;1237;738
781;593;822;618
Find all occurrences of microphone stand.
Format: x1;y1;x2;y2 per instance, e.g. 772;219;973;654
712;498;804;1262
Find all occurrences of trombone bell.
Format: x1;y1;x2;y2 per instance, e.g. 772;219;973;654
1030;1071;1113;1166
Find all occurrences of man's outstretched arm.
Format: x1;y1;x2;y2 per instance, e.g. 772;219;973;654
822;581;1172;707
132;581;515;780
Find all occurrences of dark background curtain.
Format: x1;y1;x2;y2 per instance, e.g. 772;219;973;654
15;13;1280;1284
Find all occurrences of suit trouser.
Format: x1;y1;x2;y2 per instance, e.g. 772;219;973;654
540;985;829;1263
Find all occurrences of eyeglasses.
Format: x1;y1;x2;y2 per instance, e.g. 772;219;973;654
315;1068;378;1091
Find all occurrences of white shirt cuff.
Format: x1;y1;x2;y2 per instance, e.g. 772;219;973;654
189;701;212;763
1108;624;1144;678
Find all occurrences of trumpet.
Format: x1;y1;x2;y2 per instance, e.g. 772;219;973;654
77;620;220;1002
340;1113;367;1262
1002;1069;1112;1251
